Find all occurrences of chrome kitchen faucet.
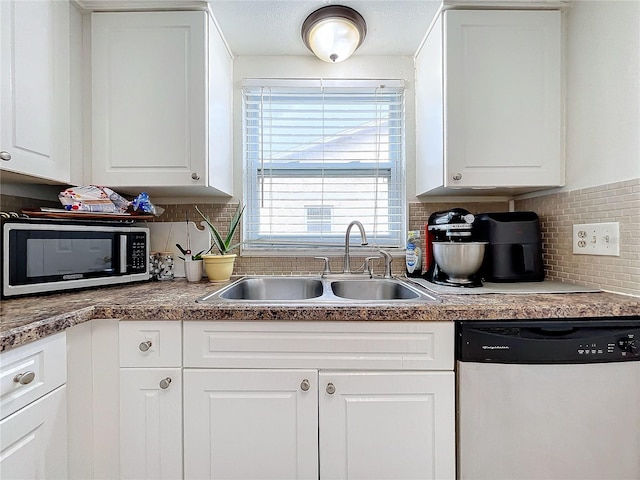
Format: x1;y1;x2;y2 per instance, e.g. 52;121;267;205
343;220;368;273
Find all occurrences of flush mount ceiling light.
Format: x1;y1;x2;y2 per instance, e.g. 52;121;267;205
301;5;367;63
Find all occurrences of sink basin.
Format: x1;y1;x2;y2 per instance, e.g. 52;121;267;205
217;277;323;301
330;279;420;301
197;276;440;304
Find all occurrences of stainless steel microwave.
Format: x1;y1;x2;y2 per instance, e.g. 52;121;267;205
2;219;149;297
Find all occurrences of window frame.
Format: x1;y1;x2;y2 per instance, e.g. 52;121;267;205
241;79;406;255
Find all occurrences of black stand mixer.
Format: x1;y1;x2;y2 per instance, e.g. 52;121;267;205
424;208;484;287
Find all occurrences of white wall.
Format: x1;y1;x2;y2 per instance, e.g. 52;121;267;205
232;55;417;201
563;0;640;191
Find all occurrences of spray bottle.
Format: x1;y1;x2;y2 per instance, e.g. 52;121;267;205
405;230;423;277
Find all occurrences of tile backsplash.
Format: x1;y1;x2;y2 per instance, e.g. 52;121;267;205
515;178;640;296
0;194;58;213
152;200;508;277
3;179;637;296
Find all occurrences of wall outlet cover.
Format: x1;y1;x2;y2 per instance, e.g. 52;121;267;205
572;222;620;256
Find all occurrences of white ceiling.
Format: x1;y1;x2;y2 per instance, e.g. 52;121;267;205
207;0;442;58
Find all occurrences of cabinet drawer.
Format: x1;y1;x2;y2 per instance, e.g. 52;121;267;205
119;321;182;367
0;333;67;420
183;322;454;370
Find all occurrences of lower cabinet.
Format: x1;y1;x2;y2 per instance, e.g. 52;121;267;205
183;369;319;480
183;368;454;480
110;320;455;480
182;321;456;480
0;386;67;480
120;368;182;480
118;321;183;480
319;370;454;480
0;332;68;480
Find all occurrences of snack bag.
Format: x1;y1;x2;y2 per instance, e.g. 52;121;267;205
131;192;165;216
58;186;130;213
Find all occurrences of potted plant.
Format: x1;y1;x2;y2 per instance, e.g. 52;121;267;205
176;244;206;282
195;203;245;282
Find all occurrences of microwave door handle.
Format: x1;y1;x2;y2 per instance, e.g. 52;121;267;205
120;234;127;273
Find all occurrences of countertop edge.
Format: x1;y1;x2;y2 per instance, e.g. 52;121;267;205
1;306;96;351
2;280;639;352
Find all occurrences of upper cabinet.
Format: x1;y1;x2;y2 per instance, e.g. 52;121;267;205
416;9;563;195
91;10;233;196
0;0;72;184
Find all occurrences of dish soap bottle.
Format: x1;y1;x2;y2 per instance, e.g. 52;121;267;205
406;230;422;277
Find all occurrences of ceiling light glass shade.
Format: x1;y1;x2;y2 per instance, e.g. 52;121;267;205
302;6;367;63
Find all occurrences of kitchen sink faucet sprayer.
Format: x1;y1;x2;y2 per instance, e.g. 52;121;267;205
344;220;368;273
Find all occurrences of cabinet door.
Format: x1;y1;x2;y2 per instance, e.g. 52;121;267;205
184;369;318;480
0;386;67;480
445;9;562;188
91;11;206;187
319;371;455;480
0;0;70;183
415;12;445;196
120;368;182;480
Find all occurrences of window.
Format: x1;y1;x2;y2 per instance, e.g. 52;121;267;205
242;79;405;252
306;205;333;233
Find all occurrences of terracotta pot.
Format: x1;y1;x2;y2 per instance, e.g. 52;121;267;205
201;254;237;282
183;259;203;282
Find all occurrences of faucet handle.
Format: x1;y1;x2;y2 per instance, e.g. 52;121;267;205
364;256;380;278
378;250;393;278
314;257;331;277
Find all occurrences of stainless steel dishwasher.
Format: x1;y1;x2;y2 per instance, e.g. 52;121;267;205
456;318;640;480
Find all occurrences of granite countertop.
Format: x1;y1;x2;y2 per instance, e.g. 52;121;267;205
2;278;639;352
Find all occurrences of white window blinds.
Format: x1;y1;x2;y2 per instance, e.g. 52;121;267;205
242;79;405;251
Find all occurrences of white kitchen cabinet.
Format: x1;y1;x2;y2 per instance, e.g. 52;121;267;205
67;320;183;480
183;369;319;480
0;386;68;480
119;320;182;368
183;367;454;480
63;319;454;480
120;368;182;480
119;321;182;480
183;321;456;480
91;10;233;196
416;9;562;195
0;333;68;480
66;319;121;480
319;370;455;480
0;0;71;183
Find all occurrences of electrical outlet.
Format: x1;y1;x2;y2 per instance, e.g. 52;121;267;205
573;222;620;256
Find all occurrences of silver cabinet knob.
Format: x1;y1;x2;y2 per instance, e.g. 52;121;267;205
139;340;152;352
159;377;172;390
191;172;200;181
0;151;11;161
326;383;336;395
452;173;462;181
13;371;36;385
300;379;310;391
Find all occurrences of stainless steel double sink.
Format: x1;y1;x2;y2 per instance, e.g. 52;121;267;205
197;276;440;304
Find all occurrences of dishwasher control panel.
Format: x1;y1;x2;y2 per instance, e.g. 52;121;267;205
577;334;637;357
457;318;640;364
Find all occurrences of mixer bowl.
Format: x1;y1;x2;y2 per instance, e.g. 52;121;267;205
432;242;487;283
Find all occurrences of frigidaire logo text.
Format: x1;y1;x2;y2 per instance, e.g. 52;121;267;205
482;345;510;350
63;274;84;280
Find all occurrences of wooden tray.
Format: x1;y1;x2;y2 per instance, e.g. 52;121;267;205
21;208;154;221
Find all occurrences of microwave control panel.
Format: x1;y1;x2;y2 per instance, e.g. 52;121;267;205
129;232;148;273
